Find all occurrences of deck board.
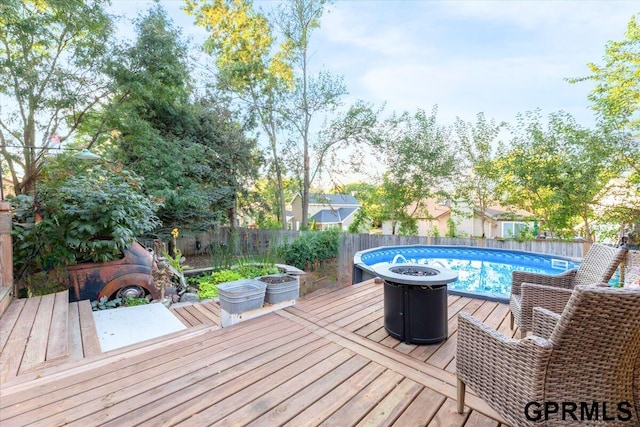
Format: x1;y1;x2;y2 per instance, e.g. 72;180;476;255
46;291;69;360
19;292;55;374
0;280;514;426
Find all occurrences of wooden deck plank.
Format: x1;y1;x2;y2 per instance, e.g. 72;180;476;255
355;377;423;426
0;298;26;353
67;302;83;361
278;308;504;422
142;341;339;427
19;292;56;373
45;290;69;361
190;302;219;324
0;296;41;383
283;362;387;426
182;304;211;325
392;386;446;426
77;300;101;357
171;306;200;326
56;330;322;427
1;313;286;399
180;342;345;426
427;398;470;426
2;318;304;424
344;306;383;332
170;308;192;327
320;368;404;426
311;288;382;322
465;410;501;426
211;348;357;426
246;355;371;427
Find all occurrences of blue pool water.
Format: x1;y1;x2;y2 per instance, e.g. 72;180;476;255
353;245;581;302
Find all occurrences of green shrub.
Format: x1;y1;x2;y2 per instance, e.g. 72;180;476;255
197;269;244;300
278;228;340;270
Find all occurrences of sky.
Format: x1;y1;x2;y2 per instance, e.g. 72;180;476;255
110;0;639;129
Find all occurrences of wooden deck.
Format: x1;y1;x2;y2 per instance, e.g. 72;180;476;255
170;300;221;327
0;280;514;426
0;290;100;383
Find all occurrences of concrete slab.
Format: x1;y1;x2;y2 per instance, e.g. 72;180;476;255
93;303;187;352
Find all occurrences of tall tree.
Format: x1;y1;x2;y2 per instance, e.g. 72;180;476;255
374;107;456;235
185;0;293;230
496;110;615;239
0;0;114;195
452;113;505;235
83;5;259;236
569;13;640;229
275;0;347;229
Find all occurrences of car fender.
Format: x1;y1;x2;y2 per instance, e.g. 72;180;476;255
98;273;159;300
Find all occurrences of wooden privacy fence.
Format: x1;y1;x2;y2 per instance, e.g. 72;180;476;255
172;228;301;257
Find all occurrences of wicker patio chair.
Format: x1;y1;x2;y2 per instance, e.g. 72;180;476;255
457;285;640;426
510;243;627;338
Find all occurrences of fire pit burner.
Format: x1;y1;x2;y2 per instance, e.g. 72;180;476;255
389;265;439;276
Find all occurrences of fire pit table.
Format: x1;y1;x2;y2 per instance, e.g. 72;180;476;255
373;263;458;344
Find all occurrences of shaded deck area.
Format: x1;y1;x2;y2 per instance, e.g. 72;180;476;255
0;279;514;426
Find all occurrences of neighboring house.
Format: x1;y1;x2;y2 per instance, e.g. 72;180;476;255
289;193;361;231
381;198;534;238
381;199;450;236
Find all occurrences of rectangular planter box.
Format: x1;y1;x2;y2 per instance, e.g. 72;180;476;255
217;279;266;314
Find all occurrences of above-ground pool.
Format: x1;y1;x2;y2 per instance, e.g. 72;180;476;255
353;245;581;302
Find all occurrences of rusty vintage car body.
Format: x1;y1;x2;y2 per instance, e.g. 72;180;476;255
65;241;160;302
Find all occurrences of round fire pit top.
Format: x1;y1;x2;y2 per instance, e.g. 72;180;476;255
373;263;458;286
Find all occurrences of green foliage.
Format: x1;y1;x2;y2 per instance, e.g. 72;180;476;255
196;269;244;300
278;228;340;270
0;0;115;195
24;269;68;297
495;110;616;238
446;218;456;238
91;296;149;311
80;5;260;237
233;262;279;279
372;107;455;234
12;163;160;278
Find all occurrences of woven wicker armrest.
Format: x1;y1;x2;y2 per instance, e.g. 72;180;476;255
532;307;560;339
511;269;577;295
521;283;573;313
457;312;553;416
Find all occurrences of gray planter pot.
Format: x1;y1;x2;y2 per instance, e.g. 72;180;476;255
257;274;300;304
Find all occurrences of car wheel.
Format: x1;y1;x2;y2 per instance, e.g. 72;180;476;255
116;285;146;299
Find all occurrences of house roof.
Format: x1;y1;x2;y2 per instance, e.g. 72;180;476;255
308;193;360;206
310;207;359;224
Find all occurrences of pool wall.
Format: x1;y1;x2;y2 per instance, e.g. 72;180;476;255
353;245;580;303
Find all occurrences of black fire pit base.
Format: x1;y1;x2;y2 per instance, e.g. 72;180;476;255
383;281;448;345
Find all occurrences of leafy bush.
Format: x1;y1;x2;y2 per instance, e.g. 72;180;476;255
196;269;244;300
278;228;340;270
12;163;160;280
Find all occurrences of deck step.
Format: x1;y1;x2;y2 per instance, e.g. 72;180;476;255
0;290;71;383
77;300;101;357
0;286;13;318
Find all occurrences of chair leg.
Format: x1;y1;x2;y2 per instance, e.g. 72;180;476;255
520;329;527;339
457;378;466;414
510;312;514;330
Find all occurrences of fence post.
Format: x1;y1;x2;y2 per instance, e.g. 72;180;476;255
0;201;14;296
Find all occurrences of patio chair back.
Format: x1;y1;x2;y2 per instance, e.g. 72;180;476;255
545;285;640;423
573;243;627;286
